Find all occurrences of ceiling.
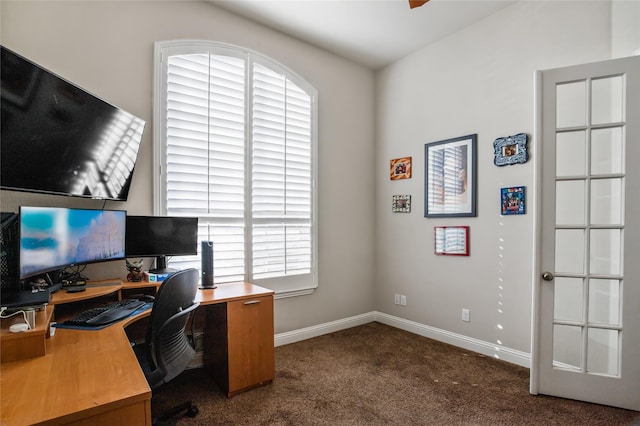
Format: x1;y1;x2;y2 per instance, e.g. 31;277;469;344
211;0;517;69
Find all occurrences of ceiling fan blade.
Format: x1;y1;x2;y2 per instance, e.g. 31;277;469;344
409;0;429;8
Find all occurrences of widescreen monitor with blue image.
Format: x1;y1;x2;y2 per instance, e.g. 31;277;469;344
19;206;126;280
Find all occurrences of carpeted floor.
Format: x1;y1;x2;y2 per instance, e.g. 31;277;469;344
152;322;640;425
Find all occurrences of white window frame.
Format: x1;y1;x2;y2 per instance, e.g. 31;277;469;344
153;40;318;298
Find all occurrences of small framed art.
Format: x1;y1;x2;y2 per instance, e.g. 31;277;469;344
392;195;411;213
390;157;412;180
501;186;526;215
493;133;528;166
434;226;469;256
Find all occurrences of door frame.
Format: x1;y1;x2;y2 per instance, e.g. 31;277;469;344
530;55;640;411
530;69;544;396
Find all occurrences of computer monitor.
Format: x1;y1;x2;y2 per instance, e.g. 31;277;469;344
19;206;126;281
125;216;198;274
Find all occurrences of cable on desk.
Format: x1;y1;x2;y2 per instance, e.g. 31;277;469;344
0;309;32;330
60;265;89;283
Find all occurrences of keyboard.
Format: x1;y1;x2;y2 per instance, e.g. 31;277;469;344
62;299;148;327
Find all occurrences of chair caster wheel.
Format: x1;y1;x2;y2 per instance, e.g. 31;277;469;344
186;405;199;417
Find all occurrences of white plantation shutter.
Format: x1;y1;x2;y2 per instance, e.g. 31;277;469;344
252;63;312;279
154;41;317;296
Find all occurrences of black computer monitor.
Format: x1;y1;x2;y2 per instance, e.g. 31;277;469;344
125;216;198;274
19;206;126;281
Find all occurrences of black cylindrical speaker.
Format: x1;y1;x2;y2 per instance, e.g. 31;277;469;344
200;241;216;289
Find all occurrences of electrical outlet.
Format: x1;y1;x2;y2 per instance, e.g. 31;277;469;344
462;308;470;322
400;294;407;306
394;293;401;305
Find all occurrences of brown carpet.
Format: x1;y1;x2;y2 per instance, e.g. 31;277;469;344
152;322;640;425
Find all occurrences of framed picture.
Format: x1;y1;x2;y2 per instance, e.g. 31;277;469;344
424;134;477;217
390;157;412;180
434;226;469;256
493;133;528;166
501;186;526;215
392;195;411;213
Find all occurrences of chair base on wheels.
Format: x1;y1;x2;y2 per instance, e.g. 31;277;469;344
153;400;198;425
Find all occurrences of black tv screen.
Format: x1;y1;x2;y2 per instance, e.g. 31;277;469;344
0;46;145;201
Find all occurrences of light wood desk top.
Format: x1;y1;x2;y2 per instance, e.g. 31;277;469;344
195;282;273;305
0;321;151;426
50;285;121;305
0;281;274;426
49;279;161;306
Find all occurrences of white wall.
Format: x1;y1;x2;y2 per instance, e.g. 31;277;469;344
0;0;377;334
375;1;615;354
612;0;640;58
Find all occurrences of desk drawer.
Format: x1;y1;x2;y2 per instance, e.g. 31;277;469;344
204;295;274;397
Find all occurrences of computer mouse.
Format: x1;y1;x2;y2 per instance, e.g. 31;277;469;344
139;294;155;303
10;323;29;333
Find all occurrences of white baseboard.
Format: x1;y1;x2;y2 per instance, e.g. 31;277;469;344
274;312;374;347
275;311;531;368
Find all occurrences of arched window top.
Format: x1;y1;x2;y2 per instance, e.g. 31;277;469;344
153;40;318;297
156;40;317;100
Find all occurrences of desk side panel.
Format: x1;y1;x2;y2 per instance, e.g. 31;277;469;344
33;400;150;426
203;303;230;393
1;332;46;362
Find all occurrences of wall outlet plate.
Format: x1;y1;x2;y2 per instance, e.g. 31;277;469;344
462;308;470;322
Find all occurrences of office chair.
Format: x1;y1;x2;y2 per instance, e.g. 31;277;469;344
133;268;200;424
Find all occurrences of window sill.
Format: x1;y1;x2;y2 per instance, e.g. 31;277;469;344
273;286;316;300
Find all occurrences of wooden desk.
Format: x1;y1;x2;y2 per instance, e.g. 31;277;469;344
0;282;274;426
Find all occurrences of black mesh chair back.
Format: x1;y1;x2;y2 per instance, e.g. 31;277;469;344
137;268;199;389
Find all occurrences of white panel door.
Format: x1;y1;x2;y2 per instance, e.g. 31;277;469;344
531;55;640;411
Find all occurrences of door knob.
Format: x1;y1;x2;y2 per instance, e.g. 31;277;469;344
541;272;554;281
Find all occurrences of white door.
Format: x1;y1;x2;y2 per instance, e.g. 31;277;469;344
531;55;640;411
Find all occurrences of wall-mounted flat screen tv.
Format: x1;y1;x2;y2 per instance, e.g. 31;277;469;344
0;46;145;201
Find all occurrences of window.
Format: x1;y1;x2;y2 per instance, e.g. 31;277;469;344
153;41;318;297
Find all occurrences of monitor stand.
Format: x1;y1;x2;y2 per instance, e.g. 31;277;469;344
149;256;177;275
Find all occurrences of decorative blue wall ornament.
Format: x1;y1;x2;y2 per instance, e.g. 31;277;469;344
501;186;526;215
493;133;528;166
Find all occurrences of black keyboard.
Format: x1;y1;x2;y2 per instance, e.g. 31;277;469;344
63;299;148;327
